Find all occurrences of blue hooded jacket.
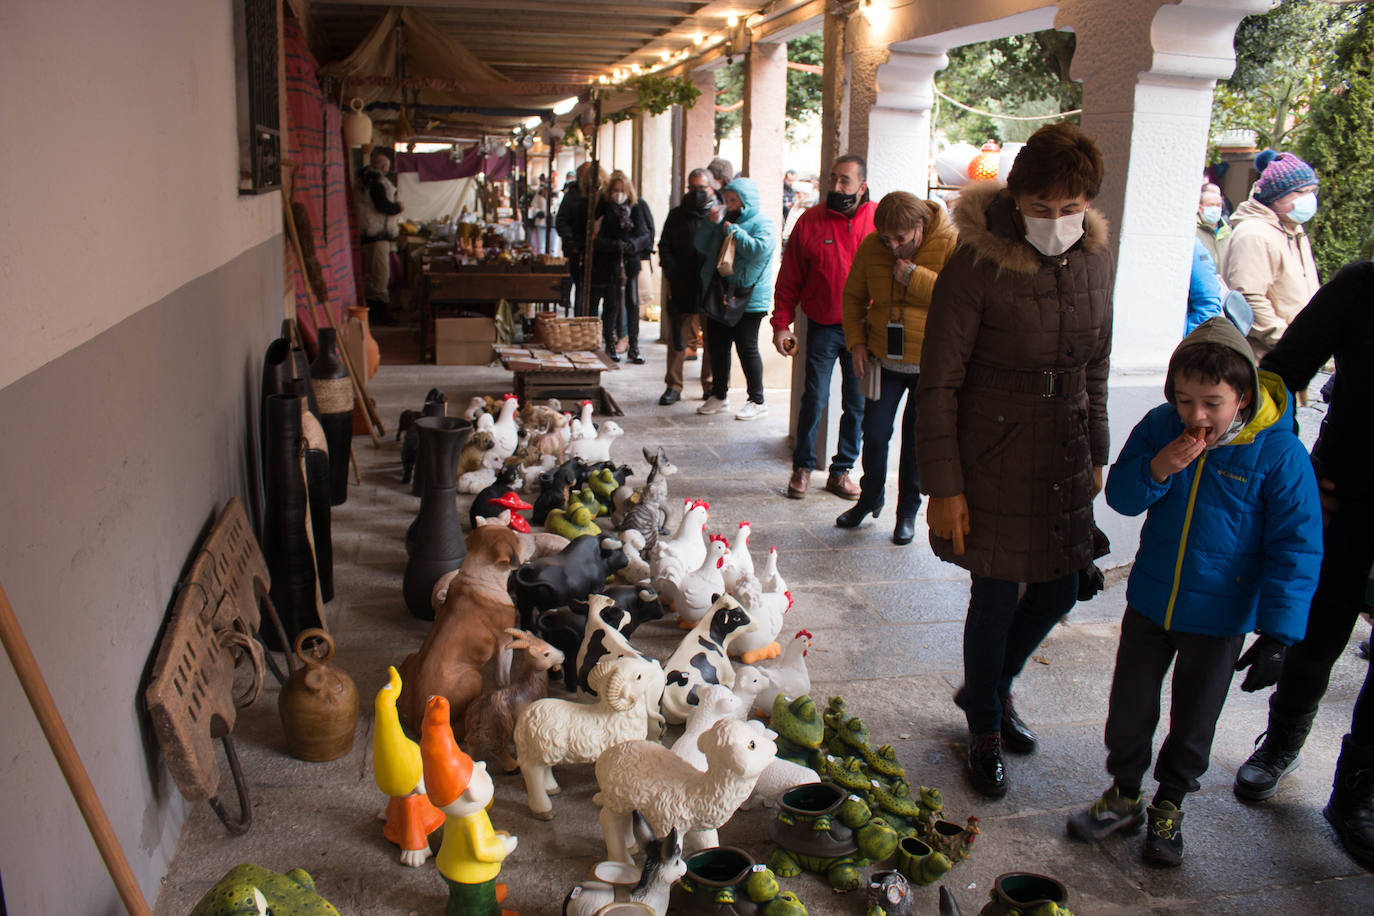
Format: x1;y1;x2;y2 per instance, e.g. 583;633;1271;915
694;176;777;313
1185;238;1224;335
1105;317;1322;645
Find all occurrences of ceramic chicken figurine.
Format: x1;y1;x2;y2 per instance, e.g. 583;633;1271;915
567;420;624;464
421;696;518;916
489;394;521;458
759;546;790;609
572;400;595;438
731;572;792;664
756;630;814;715
651;499;709;579
670;535;730;627
544;504;601;540
720;522;755;593
372;667;445;867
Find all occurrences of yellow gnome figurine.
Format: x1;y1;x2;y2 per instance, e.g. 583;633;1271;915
421;695;519;916
372;667;445;866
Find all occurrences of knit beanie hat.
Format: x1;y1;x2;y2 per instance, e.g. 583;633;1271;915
420;695;473;808
1253;151;1318;205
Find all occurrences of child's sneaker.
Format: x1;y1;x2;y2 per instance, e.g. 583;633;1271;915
1143;801;1185;867
1067;785;1144;840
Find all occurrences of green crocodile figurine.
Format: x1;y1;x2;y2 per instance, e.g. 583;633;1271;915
189;864;340;916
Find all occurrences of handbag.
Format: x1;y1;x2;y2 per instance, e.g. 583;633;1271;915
715;231;737;277
703;274;752;328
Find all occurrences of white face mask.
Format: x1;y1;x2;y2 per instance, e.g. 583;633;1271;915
1200;206;1222;226
1286;192;1317;224
1022;211;1086;257
1208;403;1249;450
611;192;628;205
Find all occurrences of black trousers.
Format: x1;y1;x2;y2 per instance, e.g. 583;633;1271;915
1271;490;1374;722
1104;607;1245;799
706;311;765;404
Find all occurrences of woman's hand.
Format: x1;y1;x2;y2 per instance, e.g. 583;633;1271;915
928;494;970;555
1092;465;1104;497
892;258;915;285
851;343;869;379
1148;432;1206;484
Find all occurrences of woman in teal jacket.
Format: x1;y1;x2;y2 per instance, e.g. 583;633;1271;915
693;176;777;421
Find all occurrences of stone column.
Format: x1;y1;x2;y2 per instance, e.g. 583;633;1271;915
867;48;948;198
1057;0;1275;371
742;40;788;225
678;70;717;190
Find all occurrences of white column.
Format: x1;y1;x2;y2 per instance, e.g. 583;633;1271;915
867;48;948;199
1057;0;1276;372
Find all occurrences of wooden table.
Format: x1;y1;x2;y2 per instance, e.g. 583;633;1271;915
418;267;566;362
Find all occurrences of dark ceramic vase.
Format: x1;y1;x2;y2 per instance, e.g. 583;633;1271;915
284;379;333;603
769;782;859;858
260;337;292;469
409;399;449;496
403;417;472;619
282;319;318;415
671;847;759;915
979;873;1069;916
309;327;353;506
263;394;324;649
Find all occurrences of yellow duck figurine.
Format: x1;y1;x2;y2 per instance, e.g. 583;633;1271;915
373;666;445;866
422;695;519;916
544;503;601;540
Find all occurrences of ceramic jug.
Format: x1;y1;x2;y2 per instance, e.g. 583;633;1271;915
279;629;358;762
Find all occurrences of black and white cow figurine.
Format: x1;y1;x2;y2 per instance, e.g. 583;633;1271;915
660;595;758;725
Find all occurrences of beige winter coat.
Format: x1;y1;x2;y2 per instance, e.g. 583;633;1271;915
1221;197;1320;359
915;182;1114;583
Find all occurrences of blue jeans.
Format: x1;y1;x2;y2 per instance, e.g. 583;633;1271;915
793;323;863;474
962;572;1079;734
857;367;919;516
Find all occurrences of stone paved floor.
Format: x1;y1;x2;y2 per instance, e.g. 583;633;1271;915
153;328;1373;915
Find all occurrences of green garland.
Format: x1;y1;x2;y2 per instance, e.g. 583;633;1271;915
601;74;702;123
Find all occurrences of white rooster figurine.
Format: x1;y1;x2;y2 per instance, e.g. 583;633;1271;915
719;521;754;593
489;393;521;458
756;629;813;715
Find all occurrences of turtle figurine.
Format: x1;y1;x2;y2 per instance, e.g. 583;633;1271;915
769;783;900;893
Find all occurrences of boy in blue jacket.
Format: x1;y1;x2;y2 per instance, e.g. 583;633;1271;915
1067;317;1322;866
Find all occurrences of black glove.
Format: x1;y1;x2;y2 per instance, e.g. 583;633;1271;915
1235;634;1286;692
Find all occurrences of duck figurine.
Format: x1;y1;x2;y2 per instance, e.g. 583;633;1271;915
545;504;601;540
573;485;609;518
372;667;445;867
587;467;621;507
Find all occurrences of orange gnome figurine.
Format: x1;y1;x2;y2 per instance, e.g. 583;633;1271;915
421;695;519;916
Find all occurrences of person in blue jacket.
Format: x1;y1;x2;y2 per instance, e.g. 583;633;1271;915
694;176;777;421
1185;238;1224;335
1067;316;1322;867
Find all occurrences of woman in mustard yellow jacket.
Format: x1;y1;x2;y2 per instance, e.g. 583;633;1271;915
838;192;958;543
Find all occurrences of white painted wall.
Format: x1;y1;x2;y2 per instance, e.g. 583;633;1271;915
0;0;280;392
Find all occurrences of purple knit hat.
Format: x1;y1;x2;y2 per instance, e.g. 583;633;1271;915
1253;152;1318;205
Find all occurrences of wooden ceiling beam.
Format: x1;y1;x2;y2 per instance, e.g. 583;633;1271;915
313;0;703;18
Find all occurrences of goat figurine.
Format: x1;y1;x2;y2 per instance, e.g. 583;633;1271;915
513;653;665;819
563;813;685;916
462;628;564;773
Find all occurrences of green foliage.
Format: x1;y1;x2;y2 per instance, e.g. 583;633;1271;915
601;74;701;123
1211;0;1358;153
1298;7;1374;277
714;31;826;143
936;30;1080;145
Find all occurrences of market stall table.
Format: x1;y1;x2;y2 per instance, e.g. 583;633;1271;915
495;346;622;415
418;264;566;362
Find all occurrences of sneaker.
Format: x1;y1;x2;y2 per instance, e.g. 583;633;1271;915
697;396;730;415
824;471;861;500
1067;785;1144;841
1143;801;1184;867
966;733;1008;797
735;401;768;421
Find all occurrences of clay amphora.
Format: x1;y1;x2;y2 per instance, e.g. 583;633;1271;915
979;873;1069;916
403;417;471;618
309;327;354;506
279;628;358;761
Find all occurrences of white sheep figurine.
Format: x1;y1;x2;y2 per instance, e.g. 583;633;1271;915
593;718;777;862
513;653;665;819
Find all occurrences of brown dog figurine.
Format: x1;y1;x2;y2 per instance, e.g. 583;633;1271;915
397;525;524;734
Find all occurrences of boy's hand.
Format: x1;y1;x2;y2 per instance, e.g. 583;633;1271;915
1148;431;1206;483
1235;634;1286;692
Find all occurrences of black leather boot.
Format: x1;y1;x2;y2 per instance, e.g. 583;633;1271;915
1235;709;1315;801
1325;735;1374;867
836;498;882;529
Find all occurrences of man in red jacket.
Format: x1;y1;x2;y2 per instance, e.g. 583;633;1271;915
772;155;876;499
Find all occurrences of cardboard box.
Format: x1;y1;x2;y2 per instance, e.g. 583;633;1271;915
435;317;496;365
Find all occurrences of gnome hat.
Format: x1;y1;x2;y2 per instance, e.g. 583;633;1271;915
420;695;474;808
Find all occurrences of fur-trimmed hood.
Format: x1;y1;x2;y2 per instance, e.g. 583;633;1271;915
951;180;1110;276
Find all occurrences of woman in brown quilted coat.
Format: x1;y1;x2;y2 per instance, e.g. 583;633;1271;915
915;122;1114;797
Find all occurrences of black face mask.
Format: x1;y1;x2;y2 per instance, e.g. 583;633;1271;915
687;188;713;211
725;208;743;222
826;190;859;214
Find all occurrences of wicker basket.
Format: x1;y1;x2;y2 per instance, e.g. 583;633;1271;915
538;316;603;352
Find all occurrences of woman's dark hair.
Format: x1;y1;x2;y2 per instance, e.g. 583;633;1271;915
1005;122;1104;200
1165;342;1254;407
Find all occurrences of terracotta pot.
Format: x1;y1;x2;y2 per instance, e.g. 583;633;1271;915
769;782;858;858
671;847;759;915
979;872;1069;916
345;305;381;378
344;305;381;435
309;327;354;506
403;417;472;619
279;628;358;761
262;394;323;649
